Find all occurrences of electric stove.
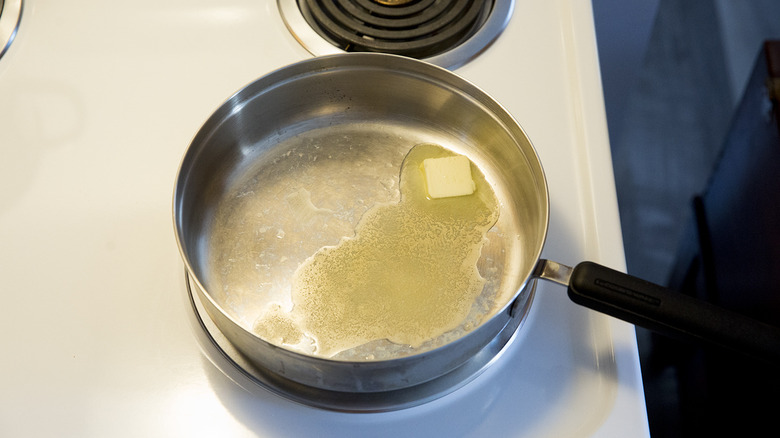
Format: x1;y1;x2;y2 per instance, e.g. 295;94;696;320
0;1;649;436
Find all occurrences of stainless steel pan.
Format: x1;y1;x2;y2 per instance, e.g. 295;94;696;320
173;53;780;397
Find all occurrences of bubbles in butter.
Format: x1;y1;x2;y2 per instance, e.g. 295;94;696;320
253;143;499;358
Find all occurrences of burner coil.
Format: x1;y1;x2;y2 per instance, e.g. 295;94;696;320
299;0;493;58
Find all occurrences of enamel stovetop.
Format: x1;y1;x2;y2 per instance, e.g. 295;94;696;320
0;0;649;436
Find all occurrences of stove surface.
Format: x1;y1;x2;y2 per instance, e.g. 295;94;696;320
0;1;648;436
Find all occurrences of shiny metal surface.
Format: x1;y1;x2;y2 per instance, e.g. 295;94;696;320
278;0;514;69
0;0;22;59
173;53;549;393
533;259;574;286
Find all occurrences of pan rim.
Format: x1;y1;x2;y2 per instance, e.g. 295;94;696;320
172;52;551;368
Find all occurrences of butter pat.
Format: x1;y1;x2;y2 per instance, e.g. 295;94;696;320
422;155;476;198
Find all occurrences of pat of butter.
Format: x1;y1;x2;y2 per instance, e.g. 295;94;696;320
422;155;476;199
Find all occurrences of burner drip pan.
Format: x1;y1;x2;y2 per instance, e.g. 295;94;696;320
279;0;514;69
185;271;534;412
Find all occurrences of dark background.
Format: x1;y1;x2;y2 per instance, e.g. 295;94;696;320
592;1;780;436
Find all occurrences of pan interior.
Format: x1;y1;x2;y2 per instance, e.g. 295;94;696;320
175;55;548;361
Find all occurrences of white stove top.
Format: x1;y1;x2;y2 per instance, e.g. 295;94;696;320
0;1;649;436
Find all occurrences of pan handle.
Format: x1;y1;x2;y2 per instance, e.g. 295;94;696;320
535;259;780;363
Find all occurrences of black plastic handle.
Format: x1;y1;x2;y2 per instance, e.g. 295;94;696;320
568;261;780;363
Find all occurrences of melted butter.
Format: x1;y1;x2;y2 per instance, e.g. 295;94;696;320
253;143;500;358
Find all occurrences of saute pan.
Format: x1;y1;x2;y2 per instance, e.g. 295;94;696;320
173;53;780;395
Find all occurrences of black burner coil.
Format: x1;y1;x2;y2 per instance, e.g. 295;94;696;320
299;0;493;59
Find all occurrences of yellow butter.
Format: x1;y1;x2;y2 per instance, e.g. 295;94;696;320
422;155;476;198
